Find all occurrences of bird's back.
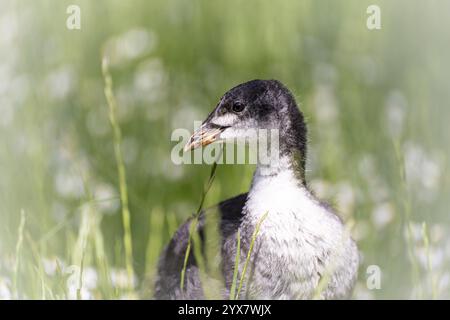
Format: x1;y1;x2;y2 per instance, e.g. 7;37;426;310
154;193;247;299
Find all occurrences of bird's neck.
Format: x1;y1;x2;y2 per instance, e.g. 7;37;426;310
246;110;309;221
254;144;306;183
244;152;308;220
241;167;317;242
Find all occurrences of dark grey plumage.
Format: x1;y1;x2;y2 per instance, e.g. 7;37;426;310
155;194;246;299
155;80;359;300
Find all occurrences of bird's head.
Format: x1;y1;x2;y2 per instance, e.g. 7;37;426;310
184;79;307;168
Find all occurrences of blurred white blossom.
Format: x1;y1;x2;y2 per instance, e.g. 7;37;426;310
371;202;394;230
0;12;18;47
403;141;441;202
310;180;356;219
437;272;450;294
415;246;445;270
335;182;356;218
93;183;119;214
111;268;137;289
171;104;203;130
41;257;62;276
134;58;167;105
405;221;450;298
45;65;77;100
66;284;92;300
52;144;91;199
82;267;99;290
0;277;12;300
385;90;407;139
430;225;446;243
115;59;167;122
358;154;389;203
54;170;85;199
104;28;157;66
64;265;97;300
407;221;424;243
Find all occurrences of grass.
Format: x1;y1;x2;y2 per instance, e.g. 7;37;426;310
235;211;268;300
392;138;424;298
180;161;218;292
102;56;135;292
422;222;438;299
12;210;26;299
229;230;240;300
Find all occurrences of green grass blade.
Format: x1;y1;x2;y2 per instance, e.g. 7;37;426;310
102;57;134;291
180;160;218;291
180;219;197;291
13;209;26;299
229;229;241;300
422;222;438;299
236;211;268;300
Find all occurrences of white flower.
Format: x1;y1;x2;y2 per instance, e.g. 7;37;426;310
415;246;445;270
134;58;167;106
371;202;394;230
438;272;450;294
45;66;76;100
358;154;389;203
82;267;98;290
111;268;137;289
406;221;424;243
93;183;119;214
54;170;84;199
104;28;157;66
67;285;92;300
334;182;356;218
41;257;59;276
403;142;441;202
385;90;407;139
0;12;18;47
171;104;203;130
0;277;12;300
64;265;97;299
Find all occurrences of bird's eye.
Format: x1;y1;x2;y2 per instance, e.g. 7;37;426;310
231;102;245;113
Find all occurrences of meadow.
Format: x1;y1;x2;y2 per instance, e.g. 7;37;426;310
0;0;449;299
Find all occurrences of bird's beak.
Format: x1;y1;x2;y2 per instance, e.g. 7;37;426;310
184;123;227;152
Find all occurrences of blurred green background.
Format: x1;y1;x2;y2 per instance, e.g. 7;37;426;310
0;0;449;299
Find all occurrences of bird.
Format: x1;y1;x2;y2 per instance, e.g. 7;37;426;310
155;79;359;300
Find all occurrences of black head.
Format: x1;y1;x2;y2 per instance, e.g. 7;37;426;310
184;80;307;173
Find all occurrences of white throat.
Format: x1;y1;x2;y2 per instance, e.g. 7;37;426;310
244;155;317;222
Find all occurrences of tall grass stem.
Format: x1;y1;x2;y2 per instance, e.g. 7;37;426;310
102;57;134;291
